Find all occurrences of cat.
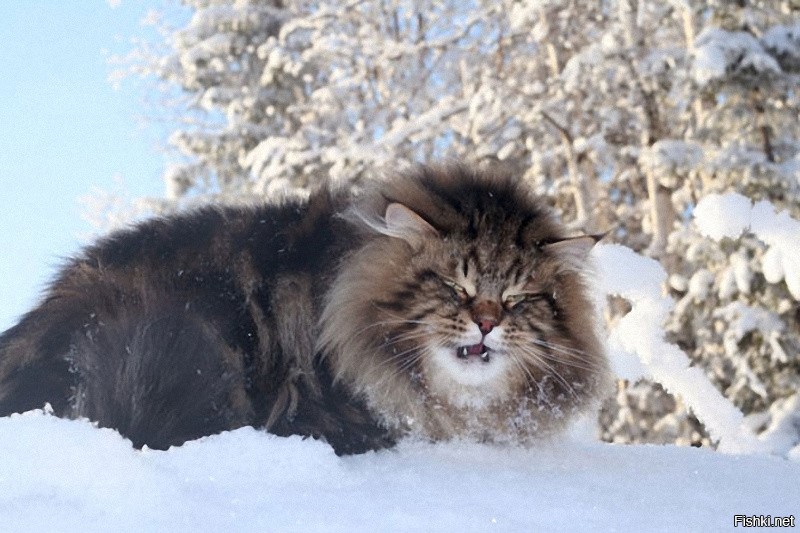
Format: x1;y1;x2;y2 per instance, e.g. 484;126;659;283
0;164;608;454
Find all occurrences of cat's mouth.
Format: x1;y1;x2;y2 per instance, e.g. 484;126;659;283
456;343;491;362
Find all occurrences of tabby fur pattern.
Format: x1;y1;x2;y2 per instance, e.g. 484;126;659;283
0;165;608;454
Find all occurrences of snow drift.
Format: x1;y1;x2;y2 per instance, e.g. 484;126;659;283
1;410;798;533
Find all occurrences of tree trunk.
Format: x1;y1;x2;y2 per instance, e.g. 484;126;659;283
619;0;674;256
644;166;675;258
539;10;594;230
540;111;592;230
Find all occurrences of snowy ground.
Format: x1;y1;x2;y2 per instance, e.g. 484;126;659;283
1;410;797;533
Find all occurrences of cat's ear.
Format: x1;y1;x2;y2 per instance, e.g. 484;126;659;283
543;234;605;263
384;203;438;246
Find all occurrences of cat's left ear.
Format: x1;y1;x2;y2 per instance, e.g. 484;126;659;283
543;234;605;262
384;202;439;247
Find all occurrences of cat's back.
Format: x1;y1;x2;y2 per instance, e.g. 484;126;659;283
0;187;351;430
51;189;349;300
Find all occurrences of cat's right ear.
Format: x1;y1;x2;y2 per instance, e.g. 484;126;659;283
384;203;438;247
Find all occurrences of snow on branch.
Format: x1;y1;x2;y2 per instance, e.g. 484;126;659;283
694;193;800;300
692;28;781;86
379;97;468;149
592;244;766;455
593;193;800;456
763;23;800;71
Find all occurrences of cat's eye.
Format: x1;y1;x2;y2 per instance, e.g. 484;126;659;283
503;292;542;308
441;279;470;302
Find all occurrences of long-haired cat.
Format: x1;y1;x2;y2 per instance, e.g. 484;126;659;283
0;165;608;454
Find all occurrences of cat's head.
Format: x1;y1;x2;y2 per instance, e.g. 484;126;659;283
320;165;607;438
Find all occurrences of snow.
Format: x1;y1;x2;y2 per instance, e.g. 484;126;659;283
692;192;752;241
641;139;702;187
692;28;781;86
750;200;800;299
592;244;767;455
713;302;784;363
1;409;798;533
763;23;800;66
695;192;800;299
730;251;753;295
688;269;715;301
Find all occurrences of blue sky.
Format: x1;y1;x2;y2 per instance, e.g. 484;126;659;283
0;2;167;331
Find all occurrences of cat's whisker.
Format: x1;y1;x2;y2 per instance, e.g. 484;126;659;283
524;351;600;373
350;318;431;339
512;345;580;399
505;334;601;370
368;351;425;391
527;340;605;372
370;306;435;326
530;338;597;360
506;351;540;389
383;329;434;344
366;343;427;379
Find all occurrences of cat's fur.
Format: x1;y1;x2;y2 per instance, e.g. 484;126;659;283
0;165;608;454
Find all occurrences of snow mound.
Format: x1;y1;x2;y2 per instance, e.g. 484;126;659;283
1;410;798;532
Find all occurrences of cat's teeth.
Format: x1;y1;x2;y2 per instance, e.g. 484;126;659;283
456;345;491;361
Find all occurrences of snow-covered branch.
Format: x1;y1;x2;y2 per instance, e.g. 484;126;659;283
594;243;768;454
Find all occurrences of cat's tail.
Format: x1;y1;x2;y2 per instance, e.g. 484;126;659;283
67;305;252;449
0;301;78;418
0;299;252;450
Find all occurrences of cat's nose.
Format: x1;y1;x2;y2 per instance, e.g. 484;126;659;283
476;318;496;335
472;299;501;335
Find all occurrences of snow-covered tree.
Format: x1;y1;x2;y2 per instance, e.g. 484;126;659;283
662;2;800;448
